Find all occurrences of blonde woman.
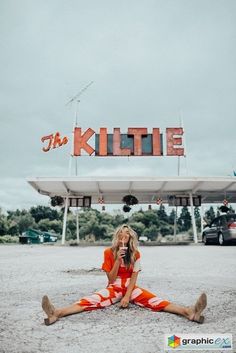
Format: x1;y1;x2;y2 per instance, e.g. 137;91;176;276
42;224;207;325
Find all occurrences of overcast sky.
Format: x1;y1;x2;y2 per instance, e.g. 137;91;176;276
0;0;236;211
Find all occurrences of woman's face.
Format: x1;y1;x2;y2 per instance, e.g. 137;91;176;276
118;227;130;246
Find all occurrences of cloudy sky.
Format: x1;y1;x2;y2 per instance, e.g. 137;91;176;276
0;0;236;211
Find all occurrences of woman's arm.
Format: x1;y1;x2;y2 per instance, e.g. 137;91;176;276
120;271;139;308
106;259;120;284
106;248;125;284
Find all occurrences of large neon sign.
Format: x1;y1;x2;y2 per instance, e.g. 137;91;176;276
41;127;184;156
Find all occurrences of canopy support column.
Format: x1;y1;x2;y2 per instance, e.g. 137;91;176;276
62;196;69;245
200;204;204;236
76;207;80;244
189;192;198;244
174;206;178;242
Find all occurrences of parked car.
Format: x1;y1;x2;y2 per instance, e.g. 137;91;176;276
19;229;58;244
139;236;148;243
202;214;236;245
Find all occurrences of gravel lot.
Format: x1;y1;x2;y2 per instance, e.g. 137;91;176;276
0;244;235;353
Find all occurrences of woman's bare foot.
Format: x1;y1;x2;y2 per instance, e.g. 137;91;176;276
188;293;207;324
42;295;59;326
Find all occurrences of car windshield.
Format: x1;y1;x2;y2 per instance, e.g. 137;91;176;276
226;214;236;223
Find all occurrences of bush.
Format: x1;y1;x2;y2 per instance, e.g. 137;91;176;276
143;225;159;241
159;225;173;236
0;235;19;244
128;222;145;236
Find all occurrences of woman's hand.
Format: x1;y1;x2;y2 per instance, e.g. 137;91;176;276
116;248;126;263
120;295;130;308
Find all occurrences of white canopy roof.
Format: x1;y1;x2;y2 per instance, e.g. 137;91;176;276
27;176;236;204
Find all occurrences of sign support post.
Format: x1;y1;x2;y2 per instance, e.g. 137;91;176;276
189;192;198;244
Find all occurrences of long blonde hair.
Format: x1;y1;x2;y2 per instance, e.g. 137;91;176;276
112;224;138;267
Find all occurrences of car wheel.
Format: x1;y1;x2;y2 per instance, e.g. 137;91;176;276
202;234;209;245
218;233;225;246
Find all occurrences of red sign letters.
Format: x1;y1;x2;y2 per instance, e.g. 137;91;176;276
41;127;184;156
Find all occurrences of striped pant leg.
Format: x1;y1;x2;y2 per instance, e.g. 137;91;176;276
75;285;123;311
131;286;170;311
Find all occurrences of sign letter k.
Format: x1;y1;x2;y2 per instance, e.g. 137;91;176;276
73;128;95;156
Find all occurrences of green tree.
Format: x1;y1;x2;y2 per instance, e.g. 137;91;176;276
142;210;159;227
143;224;159;241
194;207;201;232
157;204;168;223
79;225;91;239
168;208;176;225
18;214;36;234
111;212;126;228
177;206;192;231
130;210;145;224
89;221;105;240
128;222;145;236
38;218;62;234
0;209;8;235
100;212;114;225
159;224;173;236
49;219;62;234
205;206;215;223
8;220;19;236
30;206;59;223
66;217;76;239
38;218;51;232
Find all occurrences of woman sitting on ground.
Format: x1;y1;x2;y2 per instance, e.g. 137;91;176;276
42;224;207;325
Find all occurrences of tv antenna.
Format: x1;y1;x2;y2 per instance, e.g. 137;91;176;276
66;81;94;175
65;81;94;246
66;80;94;106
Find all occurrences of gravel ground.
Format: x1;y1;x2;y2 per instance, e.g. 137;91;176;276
0;244;235;353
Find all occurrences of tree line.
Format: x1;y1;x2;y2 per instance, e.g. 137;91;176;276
0;204;234;242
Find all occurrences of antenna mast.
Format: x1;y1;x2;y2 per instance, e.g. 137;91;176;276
66;81;94;176
64;81;94;246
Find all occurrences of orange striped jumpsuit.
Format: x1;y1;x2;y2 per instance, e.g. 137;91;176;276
76;248;170;311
